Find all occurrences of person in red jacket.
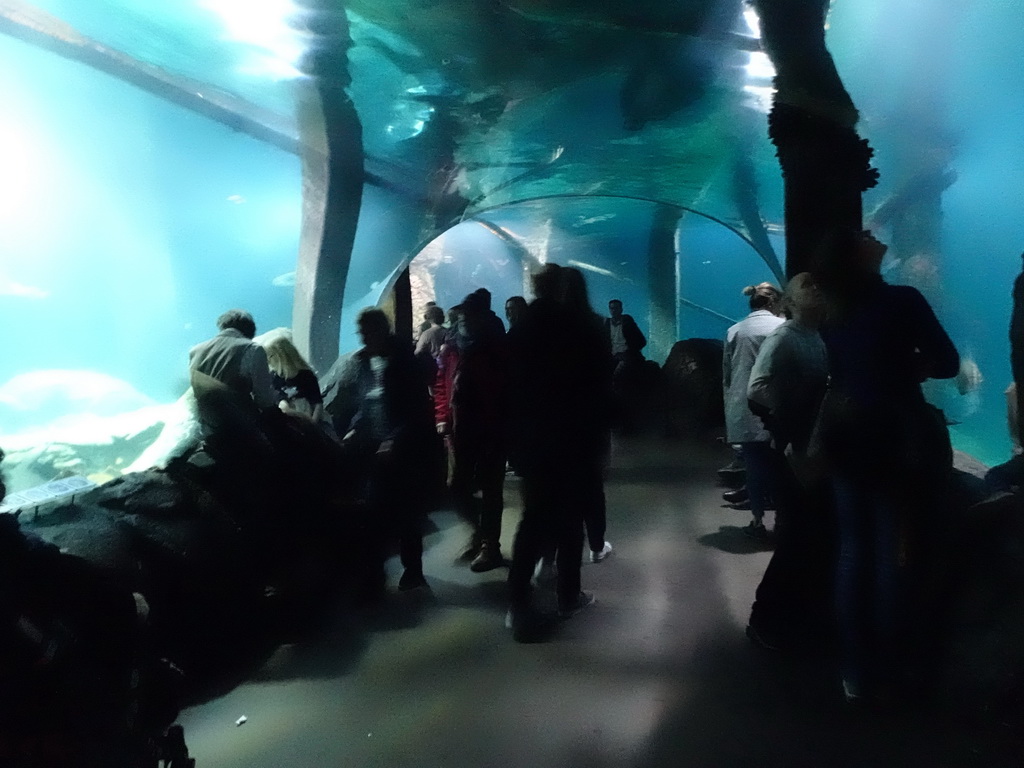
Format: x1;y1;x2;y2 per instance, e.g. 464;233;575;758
434;292;509;572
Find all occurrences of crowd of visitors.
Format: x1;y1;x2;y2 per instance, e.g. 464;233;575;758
181;230;961;694
184;269;634;642
721;230;960;707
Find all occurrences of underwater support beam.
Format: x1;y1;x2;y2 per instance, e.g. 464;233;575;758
291;4;364;373
0;1;304;156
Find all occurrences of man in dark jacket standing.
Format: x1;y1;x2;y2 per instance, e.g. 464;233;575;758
606;299;646;369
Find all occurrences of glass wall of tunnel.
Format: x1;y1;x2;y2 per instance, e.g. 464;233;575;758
2;0;1023;500
406;196;781;360
0;28;302;495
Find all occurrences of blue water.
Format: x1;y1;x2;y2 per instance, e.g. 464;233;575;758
2;0;1021;481
0;33;301;413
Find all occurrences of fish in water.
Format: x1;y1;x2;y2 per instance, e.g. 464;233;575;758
271;271;296;288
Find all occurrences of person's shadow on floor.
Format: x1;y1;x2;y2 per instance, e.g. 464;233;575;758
697;525;775;554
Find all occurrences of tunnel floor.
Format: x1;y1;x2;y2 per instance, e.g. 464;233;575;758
176;436;1020;767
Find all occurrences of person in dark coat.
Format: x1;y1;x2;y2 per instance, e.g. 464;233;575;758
433;293;510;572
816;230;959;703
606;299;647;367
339;308;438;593
506;265;609;641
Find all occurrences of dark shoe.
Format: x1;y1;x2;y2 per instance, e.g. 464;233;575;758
723;487;748;504
456;537;482;563
742;520;769;540
558;591;596;618
727;500;752;511
470;543;504;572
398;569;428;591
506;606;554;643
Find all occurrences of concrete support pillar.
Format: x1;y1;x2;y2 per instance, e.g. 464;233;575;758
291;5;364;373
647;205;681;365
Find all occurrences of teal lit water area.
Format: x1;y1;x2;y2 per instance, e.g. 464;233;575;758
0;32;301;424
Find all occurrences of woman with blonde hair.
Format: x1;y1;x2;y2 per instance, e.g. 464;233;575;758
723;281;785;538
261;334;325;425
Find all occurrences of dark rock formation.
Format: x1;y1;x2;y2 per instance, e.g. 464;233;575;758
1;407;362;764
662;338;724;436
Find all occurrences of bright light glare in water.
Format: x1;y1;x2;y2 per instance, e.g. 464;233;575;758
743;7;762;39
199;0;306;79
745;51;776;81
0;122;47;229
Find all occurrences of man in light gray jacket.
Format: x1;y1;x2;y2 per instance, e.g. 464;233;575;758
723;283;784;537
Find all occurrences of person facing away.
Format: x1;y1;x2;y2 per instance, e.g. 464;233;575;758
747;272;829;457
505;296;528;330
744;272;830;650
505;264;607;640
605;299;646;365
471;287;507;337
815;230;959;704
433;290;510;572
189;309;277;408
416;301;438;339
338;308;436;593
723;282;785;537
415;304;447;362
261;334;325;423
562;267;614;563
188;309;279;439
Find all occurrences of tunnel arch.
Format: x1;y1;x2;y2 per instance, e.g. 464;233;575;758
384;192;784;362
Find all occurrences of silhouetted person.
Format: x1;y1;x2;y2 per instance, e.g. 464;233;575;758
744;273;829;649
506;265;607;640
564;268;614;562
433;292;510;572
338;308;436;593
505;296;527;330
816;230;959;703
472;287;506;337
723;283;784;537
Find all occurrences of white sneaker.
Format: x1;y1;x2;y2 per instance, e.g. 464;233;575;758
590;541;613;563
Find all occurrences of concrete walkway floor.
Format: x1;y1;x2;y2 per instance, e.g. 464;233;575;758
177;436;1021;767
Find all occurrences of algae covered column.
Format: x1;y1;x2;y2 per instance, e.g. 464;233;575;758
751;0;878;280
292;2;364;373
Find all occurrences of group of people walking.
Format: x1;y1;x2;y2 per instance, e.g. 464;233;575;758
722;230;960;704
186;228;960;687
188;266;629;642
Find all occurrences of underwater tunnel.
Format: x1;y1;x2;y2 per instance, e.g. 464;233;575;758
0;0;1022;480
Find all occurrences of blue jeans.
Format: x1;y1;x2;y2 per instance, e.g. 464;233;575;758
740;442;775;523
832;476;904;693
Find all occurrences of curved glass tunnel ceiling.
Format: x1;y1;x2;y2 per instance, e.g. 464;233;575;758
12;0;785;228
2;0;1024;476
410;195;781;347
